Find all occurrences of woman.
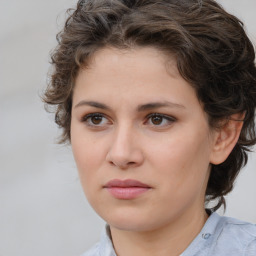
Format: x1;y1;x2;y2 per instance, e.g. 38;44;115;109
44;0;256;255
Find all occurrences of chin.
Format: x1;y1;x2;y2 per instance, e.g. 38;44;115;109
109;219;154;232
96;208;153;231
102;210;171;233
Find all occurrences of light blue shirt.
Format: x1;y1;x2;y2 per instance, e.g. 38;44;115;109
81;212;256;256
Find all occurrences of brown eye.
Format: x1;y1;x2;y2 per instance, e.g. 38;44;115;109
82;113;110;127
91;115;103;125
146;113;176;127
151;115;163;125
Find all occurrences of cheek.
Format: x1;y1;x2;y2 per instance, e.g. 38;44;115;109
148;129;211;190
146;135;211;216
71;127;105;185
72;139;104;208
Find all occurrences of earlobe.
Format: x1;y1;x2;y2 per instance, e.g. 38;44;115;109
210;112;245;165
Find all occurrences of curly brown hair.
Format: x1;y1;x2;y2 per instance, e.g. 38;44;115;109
43;0;256;211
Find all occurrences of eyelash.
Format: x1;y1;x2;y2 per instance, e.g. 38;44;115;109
145;113;176;127
81;113;110;127
81;112;176;128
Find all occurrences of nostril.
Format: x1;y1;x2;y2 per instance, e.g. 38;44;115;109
109;160;136;169
106;146;144;169
127;161;136;166
110;161;115;166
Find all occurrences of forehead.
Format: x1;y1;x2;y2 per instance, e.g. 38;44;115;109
73;46;200;110
85;46;179;77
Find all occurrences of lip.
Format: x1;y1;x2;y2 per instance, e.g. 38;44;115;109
103;179;152;199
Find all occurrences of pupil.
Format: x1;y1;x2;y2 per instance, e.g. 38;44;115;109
92;116;102;124
152;116;162;125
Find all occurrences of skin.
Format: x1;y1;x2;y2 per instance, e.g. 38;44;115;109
70;47;241;256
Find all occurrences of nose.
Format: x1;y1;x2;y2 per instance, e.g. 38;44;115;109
106;125;144;169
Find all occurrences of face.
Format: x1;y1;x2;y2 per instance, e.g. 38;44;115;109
71;47;217;232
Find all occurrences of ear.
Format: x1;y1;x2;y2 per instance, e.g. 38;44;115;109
210;112;245;165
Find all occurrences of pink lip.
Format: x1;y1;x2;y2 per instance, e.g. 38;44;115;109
104;179;151;199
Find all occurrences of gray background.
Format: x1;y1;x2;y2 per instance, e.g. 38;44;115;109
0;0;255;255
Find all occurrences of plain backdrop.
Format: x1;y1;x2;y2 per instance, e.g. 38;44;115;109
1;0;256;255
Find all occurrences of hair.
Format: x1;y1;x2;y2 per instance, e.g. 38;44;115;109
43;0;256;211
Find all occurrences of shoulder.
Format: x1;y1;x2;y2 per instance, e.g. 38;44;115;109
80;224;116;256
211;214;256;255
80;242;100;256
222;215;256;234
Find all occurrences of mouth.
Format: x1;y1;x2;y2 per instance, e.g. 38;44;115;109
103;179;152;200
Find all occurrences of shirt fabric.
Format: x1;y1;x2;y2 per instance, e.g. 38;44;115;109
81;212;256;256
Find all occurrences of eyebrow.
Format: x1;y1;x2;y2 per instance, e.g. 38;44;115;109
74;100;185;111
137;101;185;112
74;101;110;110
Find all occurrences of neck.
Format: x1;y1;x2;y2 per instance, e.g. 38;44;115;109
110;209;209;256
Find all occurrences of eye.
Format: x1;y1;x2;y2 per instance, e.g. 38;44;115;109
145;113;176;127
82;113;111;127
